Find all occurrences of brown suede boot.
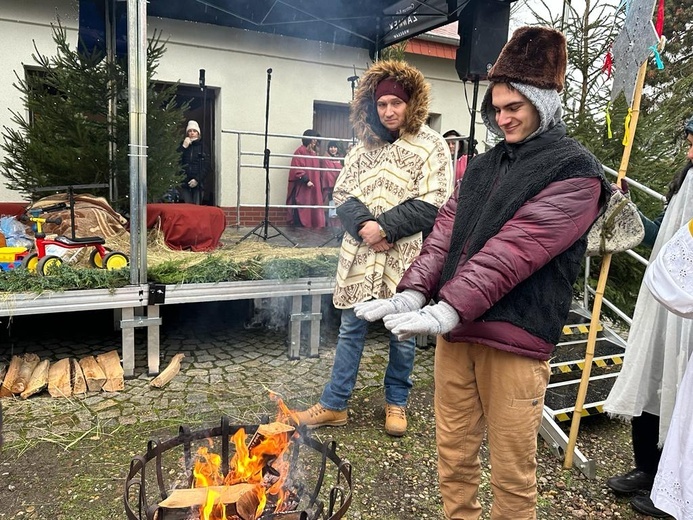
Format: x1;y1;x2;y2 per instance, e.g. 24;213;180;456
385;404;407;436
294;403;347;429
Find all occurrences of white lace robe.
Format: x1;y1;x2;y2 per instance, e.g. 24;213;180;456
651;359;693;518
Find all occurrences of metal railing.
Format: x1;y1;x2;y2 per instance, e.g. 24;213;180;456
221;129;353;227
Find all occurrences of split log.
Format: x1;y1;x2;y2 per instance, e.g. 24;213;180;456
0;363;7;386
20;359;50;399
248;422;296;451
0;356;22;398
96;350;124;392
235;487;261;520
158;483;255;509
11;353;40;394
256;422;295;437
79;356;106;392
150;353;185;388
48;358;72;398
71;358;87;395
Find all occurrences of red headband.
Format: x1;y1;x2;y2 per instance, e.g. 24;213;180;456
375;78;410;102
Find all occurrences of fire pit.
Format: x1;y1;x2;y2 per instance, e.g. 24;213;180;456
124;416;352;520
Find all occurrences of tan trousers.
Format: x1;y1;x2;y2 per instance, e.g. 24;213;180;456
435;337;550;520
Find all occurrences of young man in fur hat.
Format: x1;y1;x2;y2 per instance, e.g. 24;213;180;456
293;60;454;436
355;27;609;518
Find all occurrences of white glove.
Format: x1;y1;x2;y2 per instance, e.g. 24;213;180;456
353;289;427;322
183;137;192;148
383;301;460;341
188;179;199;188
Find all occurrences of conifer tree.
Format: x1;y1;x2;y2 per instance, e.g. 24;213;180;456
523;0;693;318
0;22;186;210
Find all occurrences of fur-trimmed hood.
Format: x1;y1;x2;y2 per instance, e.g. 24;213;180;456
350;60;430;150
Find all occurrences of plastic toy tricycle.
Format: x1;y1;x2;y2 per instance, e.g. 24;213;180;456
21;198;129;276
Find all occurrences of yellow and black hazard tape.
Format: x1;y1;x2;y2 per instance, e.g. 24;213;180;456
554;405;604;422
561;323;603;335
551;355;624;375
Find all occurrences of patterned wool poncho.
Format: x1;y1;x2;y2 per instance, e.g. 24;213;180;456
332;125;453;309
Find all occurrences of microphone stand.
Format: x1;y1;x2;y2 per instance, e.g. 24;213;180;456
199;69;207;204
319;71;358;248
238;68;296;245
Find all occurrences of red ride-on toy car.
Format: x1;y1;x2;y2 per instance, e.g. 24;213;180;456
21;201;129;276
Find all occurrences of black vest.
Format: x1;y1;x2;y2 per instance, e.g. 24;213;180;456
440;124;608;345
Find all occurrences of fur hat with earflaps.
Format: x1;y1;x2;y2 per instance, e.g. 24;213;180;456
487;26;567;92
481;26;568;140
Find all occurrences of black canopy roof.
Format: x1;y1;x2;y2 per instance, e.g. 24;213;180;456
76;0;461;57
150;0;460;52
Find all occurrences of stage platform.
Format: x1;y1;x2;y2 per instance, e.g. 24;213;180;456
221;223;343;249
0;223;345;377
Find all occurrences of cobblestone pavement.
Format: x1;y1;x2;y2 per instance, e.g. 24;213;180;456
1;224;359;444
0;298;434;448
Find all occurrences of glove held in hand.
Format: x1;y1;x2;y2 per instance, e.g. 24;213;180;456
353;289;427;322
383;301;460;341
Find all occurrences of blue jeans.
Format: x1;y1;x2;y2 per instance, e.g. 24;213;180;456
319;308;416;411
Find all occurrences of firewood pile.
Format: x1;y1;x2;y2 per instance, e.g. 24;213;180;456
0;351;185;399
0;350;124;399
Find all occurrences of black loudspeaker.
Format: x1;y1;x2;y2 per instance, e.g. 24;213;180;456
455;0;511;81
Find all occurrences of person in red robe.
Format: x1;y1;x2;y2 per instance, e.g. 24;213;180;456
286;129;325;227
321;141;344;226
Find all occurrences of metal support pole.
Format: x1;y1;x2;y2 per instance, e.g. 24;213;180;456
127;0;148;285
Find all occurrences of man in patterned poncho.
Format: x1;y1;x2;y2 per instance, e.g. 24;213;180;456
293;60;454;436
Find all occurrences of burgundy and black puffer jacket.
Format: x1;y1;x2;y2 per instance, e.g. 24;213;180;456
398;127;607;360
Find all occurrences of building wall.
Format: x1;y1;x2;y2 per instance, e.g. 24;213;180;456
0;0;484;217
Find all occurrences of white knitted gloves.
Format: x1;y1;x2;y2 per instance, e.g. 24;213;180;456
353;289;427;322
383;301;460;341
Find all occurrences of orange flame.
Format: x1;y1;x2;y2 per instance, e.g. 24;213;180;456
271;392;300;425
191;395;298;519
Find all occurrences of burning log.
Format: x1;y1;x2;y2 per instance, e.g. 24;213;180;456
78;355;107;392
71;358;87;395
249;422;295;450
96;350;124;392
1;355;23;397
48;358;72;398
158;483;255;509
235;487;261;520
150;353;185;388
11;353;40;394
20;359;50;399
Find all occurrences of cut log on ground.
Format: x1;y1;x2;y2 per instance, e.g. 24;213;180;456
20;359;50;399
96;350;124;392
79;356;106;392
150;353;185;388
71;358;87;395
48;358;72;398
158;483;255;508
11;353;40;394
0;356;22;398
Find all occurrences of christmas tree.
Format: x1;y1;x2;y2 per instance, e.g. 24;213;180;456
0;22;186;211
